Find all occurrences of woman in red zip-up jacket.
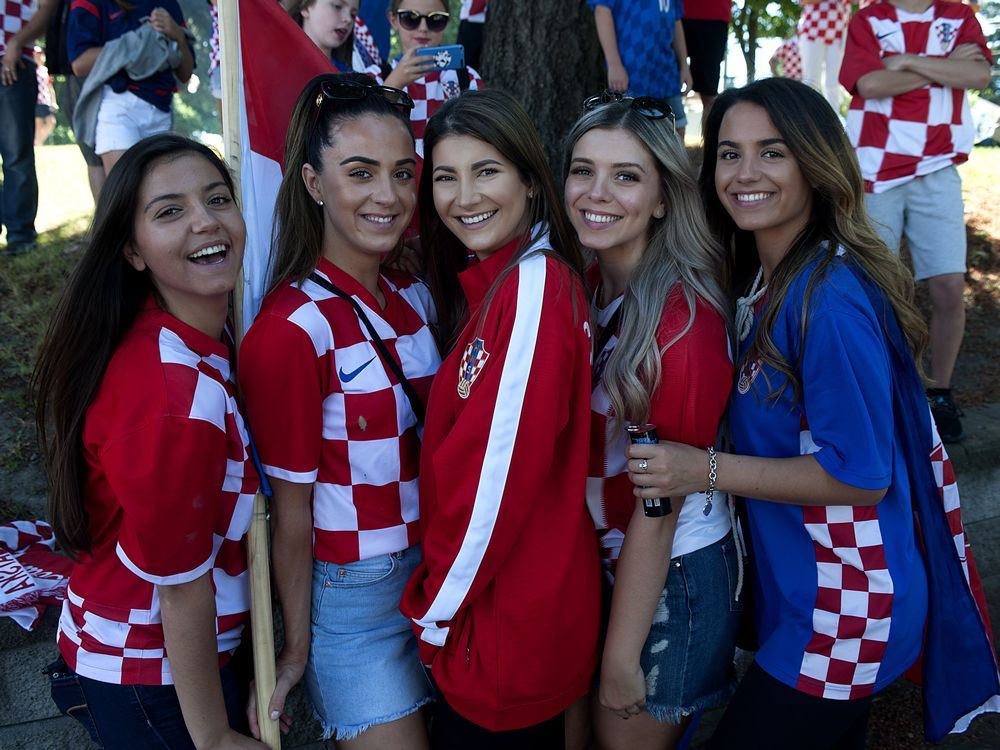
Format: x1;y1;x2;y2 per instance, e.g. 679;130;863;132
400;89;602;748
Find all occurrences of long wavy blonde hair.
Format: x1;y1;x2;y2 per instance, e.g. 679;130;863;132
699;77;928;403
563;103;730;425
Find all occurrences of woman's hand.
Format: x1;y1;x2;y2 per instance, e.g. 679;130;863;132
383;47;438;89
599;656;646;720
150;7;184;43
606;61;629;94
626;440;708;499
246;650;303;739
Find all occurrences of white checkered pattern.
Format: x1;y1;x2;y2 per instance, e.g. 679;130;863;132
798;0;851;45
843;2;989;193
354;15;382;67
35;60;55;108
242;263;440;564
2;0;36;60
460;0;487;23
928;411;971;582
796;429;894;699
773;37;803;80
208;1;219;73
56;307;256;685
390;63;483;158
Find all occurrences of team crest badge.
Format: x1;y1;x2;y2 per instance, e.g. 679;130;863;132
936;22;957;47
737;359;761;395
458;338;490;399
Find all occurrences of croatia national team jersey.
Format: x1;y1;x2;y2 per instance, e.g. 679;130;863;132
1;0;37;61
588;0;684;99
840;1;990;193
730;254;928;700
773;37;803;80
240;260;440;565
587;280;733;573
57;299;257;685
798;0;851;45
460;0;487;23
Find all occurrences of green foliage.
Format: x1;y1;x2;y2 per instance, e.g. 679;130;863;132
732;0;799;81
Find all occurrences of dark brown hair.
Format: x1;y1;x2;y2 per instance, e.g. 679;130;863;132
698;77;928;402
420;88;585;350
32;135;236;558
270;72;414;290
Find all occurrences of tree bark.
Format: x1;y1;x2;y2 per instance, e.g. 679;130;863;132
480;0;605;169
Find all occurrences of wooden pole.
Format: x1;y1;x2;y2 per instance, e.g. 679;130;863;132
218;1;281;747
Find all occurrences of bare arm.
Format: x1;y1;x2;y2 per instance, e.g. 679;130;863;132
855;68;932;98
247;477;312;740
599;503;679;717
151;7;194;83
626;443;887;507
672;19;692;92
1;0;57;83
159;573;266;749
885;46;991;90
593;5;628;92
71;47;102;77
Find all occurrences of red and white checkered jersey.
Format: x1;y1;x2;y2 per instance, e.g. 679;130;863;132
460;0;487;23
36;61;56;108
587;282;733;572
2;0;37;60
208;1;220;73
240;261;440;565
772;37;803;80
57;299;257;685
840;1;990;193
354;15;382;68
798;0;851;45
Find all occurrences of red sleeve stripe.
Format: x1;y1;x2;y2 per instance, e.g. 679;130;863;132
71;0;101;18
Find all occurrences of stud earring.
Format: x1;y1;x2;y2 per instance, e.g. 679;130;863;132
527;190;534;199
317;199;324;206
654;207;665;219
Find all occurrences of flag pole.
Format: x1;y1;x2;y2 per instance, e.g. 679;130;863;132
218;0;281;747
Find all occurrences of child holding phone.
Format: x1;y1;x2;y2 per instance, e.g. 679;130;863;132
381;0;484;157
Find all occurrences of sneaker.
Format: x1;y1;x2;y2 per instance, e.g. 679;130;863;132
1;240;36;256
929;392;964;443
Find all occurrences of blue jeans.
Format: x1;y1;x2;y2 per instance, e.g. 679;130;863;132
0;60;38;245
49;656;249;749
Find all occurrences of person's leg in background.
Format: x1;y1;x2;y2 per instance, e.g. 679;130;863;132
798;36;826;104
823;38;845;112
0;58;39;254
62;73;106;202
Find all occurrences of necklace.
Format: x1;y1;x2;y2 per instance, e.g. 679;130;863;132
735;268;767;343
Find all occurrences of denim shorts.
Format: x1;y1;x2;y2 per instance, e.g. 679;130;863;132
636;532;743;723
305;545;433;740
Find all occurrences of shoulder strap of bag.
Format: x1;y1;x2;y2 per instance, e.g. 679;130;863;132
308;272;426;425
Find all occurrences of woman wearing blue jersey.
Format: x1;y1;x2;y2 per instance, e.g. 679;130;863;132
624;78;934;749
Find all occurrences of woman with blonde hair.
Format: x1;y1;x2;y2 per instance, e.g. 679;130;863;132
563;92;738;750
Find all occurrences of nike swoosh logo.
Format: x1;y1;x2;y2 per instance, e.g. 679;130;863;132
877;31;896;40
110;10;124;19
339;356;377;383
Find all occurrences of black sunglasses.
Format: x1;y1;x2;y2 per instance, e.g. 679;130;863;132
308;79;414;142
395;9;450;32
583;91;675;125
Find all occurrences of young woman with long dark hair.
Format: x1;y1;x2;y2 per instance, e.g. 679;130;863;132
626;78;998;748
399;88;602;749
239;72;439;749
34;134;263;750
563;94;738;750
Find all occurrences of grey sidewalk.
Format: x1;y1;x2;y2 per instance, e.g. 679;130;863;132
2;405;999;749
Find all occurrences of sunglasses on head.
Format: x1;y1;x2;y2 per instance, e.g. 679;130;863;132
583;91;675;124
395;9;450;32
308;78;415;140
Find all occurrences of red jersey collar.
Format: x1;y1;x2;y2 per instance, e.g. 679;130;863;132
457;234;526;309
139;295;229;360
314;256;391;312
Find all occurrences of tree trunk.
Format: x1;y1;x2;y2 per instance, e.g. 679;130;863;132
480;0;605;169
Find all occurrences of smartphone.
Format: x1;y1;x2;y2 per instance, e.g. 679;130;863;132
416;45;466;72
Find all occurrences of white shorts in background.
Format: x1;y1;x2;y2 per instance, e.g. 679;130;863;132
863;165;967;280
94;86;173;155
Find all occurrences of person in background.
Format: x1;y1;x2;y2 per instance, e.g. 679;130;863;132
284;0;382;71
769;36;803;81
796;0;851;109
241;73;437;749
381;0;484;158
34;47;58;146
0;0;56;255
840;0;991;442
34;133;264;750
681;0;730;133
457;0;487;70
564;92;739;750
589;0;691;139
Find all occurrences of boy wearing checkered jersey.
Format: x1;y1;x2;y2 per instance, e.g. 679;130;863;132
839;0;990;443
797;0;852;108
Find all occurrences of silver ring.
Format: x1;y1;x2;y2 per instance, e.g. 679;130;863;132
638;458;648;473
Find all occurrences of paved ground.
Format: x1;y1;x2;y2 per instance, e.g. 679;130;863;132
2;404;999;749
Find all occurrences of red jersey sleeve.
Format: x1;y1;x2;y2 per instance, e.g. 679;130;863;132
239;313;324;484
105;415;227;584
956;10;991;62
403;259;590;663
839;12;883;94
647;292;733;449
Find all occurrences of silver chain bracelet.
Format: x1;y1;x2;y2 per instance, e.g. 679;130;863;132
703;446;718;516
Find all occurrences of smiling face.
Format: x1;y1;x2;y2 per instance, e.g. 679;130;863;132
391;0;449;53
301;0;359;54
303;114;417;268
431;134;532;259
565;127;665;263
714;102;812;262
125;153;246;322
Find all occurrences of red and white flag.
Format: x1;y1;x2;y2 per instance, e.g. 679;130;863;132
0;521;72;631
235;0;332;328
